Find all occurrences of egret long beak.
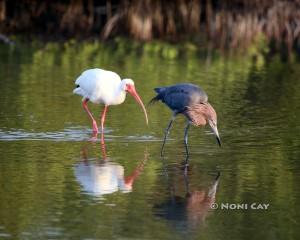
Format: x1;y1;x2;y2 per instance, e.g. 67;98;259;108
126;85;149;125
209;120;221;147
215;132;221;147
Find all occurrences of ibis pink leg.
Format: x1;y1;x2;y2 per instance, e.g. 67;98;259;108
100;105;108;144
82;99;98;133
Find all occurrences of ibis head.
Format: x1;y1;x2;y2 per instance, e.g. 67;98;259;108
122;79;148;125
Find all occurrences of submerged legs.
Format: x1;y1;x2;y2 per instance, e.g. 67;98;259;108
161;114;176;156
82;98;98;133
160;115;191;157
184;122;190;157
183;122;191;174
82;99;109;143
100;105;109;144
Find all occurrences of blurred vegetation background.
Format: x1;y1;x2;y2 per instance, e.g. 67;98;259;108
1;2;300;239
0;0;300;55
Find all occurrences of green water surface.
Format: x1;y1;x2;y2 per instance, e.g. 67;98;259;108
0;41;299;239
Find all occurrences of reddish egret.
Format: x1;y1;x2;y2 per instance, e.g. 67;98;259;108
150;83;221;155
73;68;148;143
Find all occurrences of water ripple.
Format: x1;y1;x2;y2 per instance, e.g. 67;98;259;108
0;127;159;142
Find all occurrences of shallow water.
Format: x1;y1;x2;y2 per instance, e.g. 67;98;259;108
0;43;300;239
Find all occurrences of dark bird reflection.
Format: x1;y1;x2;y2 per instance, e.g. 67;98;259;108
154;159;220;231
74;133;147;197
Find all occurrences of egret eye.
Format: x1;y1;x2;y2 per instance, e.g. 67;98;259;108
209;119;216;126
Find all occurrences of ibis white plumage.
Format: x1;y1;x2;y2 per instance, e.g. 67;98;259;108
73;68;148;142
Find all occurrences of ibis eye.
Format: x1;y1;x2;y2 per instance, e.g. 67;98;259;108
125;83;133;91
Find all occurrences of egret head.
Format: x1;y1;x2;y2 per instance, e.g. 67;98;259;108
121;78;148;125
184;102;221;147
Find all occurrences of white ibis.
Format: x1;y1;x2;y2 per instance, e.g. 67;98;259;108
73;68;148;142
150;83;221;156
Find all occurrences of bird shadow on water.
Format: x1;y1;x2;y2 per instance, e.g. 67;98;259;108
154;155;220;233
74;133;148;200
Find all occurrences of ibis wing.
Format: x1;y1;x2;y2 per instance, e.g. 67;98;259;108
74;68;121;103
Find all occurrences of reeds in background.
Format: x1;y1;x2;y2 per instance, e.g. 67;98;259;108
103;0;300;52
0;0;300;53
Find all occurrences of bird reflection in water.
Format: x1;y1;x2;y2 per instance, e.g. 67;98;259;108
75;134;147;197
154;160;220;231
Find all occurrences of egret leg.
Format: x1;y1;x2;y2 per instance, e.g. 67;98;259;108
184;122;190;157
183;163;190;196
183;154;190;175
82;99;98;133
161;114;176;156
100;105;108;144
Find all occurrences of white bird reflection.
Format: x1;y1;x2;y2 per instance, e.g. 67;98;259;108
75;161;133;195
75;136;147;197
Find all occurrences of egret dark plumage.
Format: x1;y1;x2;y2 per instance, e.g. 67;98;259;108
150;83;221;156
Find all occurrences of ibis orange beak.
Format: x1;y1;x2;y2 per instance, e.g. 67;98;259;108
126;85;149;125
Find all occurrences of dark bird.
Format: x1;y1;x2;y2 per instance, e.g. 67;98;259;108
150;83;221;156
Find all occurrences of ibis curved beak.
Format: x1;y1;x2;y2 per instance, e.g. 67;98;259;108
126;85;149;125
209;120;221;147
